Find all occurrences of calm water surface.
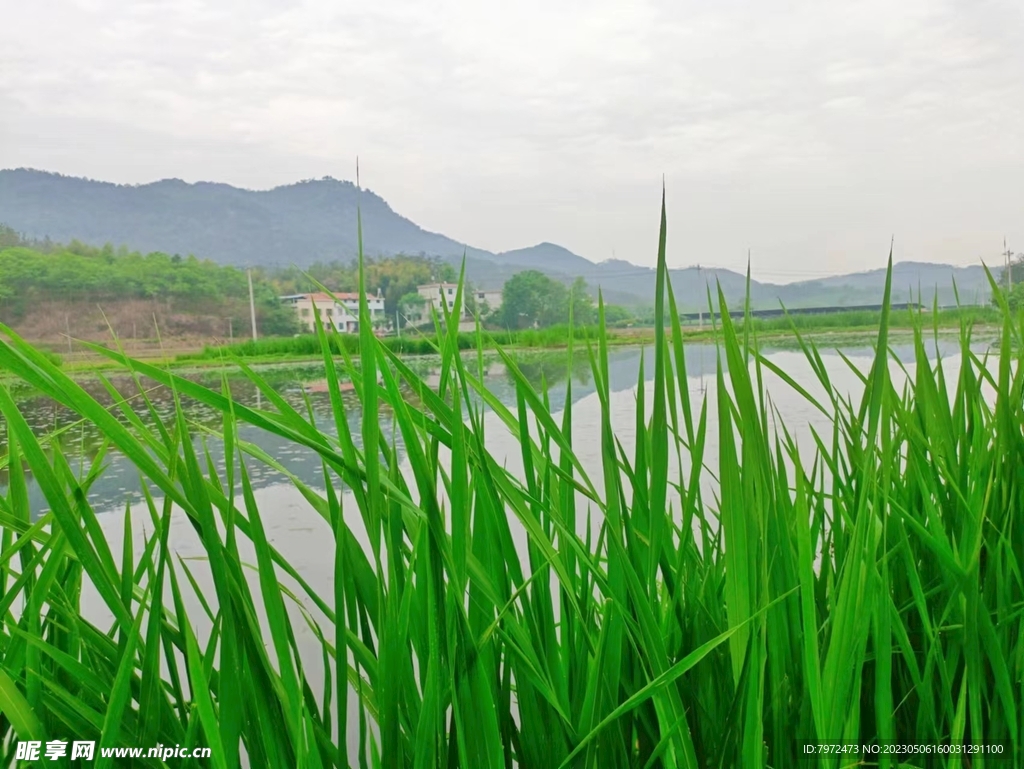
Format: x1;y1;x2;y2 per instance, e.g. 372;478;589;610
6;339;985;516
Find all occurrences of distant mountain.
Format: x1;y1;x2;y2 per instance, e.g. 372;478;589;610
0;168;497;262
496;242;595;275
797;262;992;302
0;169;993;308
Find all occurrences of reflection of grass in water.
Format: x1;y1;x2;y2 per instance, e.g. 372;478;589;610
503;349;594;389
1;199;1021;768
2;351;580;472
1;367;347;482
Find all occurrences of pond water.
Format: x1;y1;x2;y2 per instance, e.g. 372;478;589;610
5;338;985;518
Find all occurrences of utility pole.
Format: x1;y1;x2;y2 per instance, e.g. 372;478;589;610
1003;238;1014;293
396;309;401;337
247;269;258;341
696;264;703;330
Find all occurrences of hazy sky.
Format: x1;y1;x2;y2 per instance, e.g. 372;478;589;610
2;0;1022;278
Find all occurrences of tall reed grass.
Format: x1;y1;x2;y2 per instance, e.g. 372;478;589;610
1;195;1021;767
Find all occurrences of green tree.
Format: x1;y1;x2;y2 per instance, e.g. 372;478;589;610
1007;283;1024;312
569;277;596;326
499;270;568;329
0;224;22;250
999;254;1024;306
999;255;1024;290
398;292;427;327
602;304;636;327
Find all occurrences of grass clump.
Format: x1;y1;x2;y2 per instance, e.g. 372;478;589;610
742;304;1002;334
1;194;1022;768
177;324;605;362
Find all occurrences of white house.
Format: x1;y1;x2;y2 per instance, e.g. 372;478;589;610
410;283;503;322
281;291;385;334
474;288;503;313
410;283;470;323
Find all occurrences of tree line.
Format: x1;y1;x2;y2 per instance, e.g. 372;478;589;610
1000;252;1024;311
0;225;298;335
492;270;632;329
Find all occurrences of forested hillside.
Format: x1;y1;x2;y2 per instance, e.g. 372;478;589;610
0;224;495;347
0;169;493;268
0;225;298;344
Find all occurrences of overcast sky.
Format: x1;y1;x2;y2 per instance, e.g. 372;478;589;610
2;0;1022;278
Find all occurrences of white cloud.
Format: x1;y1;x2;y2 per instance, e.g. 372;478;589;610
1;0;1022;277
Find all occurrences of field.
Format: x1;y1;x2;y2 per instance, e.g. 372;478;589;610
0;200;1021;768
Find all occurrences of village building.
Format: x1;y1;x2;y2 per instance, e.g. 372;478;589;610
406;283;503;325
400;283;461;326
473;288;503;313
280;291;385;333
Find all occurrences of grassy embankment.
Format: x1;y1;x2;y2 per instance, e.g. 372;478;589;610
16;303;1002;376
1;196;1021;767
173;304;1003;367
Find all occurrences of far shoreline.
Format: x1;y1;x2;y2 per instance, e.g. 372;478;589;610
4;319;1002;383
